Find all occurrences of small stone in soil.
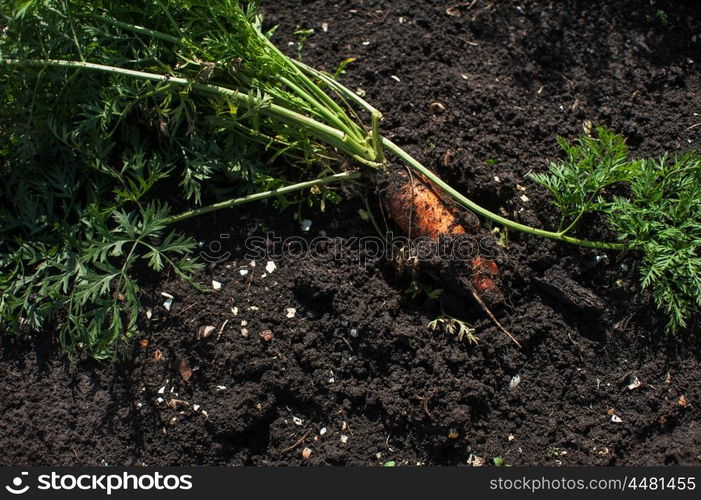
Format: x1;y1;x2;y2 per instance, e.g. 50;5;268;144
429;102;446;113
197;325;215;339
178;359;192;382
265;261;277;273
260;329;273;342
627;376;642;390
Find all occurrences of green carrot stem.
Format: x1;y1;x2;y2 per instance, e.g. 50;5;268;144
96;16;368;147
278;75;363;143
95;15;180;43
0;58;375;161
382;137;626;250
371;111;385;163
261;37;362;134
303;71;626;250
292;60;380;115
164;170;363;224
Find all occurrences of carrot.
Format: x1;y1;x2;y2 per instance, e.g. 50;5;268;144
381;169;501;300
381;169;521;347
470;256;500;297
383;170;467;240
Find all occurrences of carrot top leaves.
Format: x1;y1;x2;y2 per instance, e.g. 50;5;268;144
1;0;375;358
608;153;701;332
529;127;639;233
531;128;701;332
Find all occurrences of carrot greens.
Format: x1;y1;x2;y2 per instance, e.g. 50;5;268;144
531;128;701;332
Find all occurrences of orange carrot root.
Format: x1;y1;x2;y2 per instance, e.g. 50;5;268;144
470;256;500;294
380;169;519;347
382;169;501;298
383;170;466;240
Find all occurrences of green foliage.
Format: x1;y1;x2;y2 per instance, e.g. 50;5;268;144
607;154;701;332
529;127;639;231
293;28;314;61
3;0;697;357
0;0;371;357
530;127;701;332
655;9;669;28
334;57;356;79
428;315;479;344
0;196;202;358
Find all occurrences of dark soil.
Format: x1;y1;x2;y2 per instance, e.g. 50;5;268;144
2;0;700;466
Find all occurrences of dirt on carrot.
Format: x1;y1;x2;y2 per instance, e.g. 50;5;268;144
381;167;471;239
377;167;503;306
